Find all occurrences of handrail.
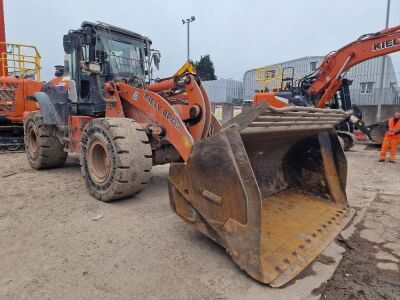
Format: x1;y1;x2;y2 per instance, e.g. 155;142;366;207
0;42;41;80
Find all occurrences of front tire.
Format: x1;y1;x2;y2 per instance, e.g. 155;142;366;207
80;118;152;202
24;112;67;170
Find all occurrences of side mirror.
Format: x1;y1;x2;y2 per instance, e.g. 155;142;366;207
152;52;161;70
63;34;76;54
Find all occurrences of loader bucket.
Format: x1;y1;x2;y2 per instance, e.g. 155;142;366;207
168;102;354;287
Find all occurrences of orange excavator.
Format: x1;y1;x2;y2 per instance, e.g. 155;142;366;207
253;25;400;150
0;0;42;151
25;21;353;287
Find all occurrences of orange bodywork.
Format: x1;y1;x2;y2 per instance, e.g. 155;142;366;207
108;81;195;161
64;74;216;162
0;76;43;123
252;92;289;108
119;75;210;161
68;115;93;153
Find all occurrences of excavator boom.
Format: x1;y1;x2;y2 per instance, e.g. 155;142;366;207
251;24;400;150
309;25;400;108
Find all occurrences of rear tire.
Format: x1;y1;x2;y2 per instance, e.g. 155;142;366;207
24;112;67;169
80;118;152;202
337;131;355;151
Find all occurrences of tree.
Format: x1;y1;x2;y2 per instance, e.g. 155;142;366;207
194;54;217;81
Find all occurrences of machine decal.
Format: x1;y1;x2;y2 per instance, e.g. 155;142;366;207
144;92;181;130
132;91;139;101
161;109;181;130
373;37;400;51
144;92;162;111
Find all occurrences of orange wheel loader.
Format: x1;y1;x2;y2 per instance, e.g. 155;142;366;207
24;22;353;287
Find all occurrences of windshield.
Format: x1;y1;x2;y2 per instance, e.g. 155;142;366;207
96;34;146;79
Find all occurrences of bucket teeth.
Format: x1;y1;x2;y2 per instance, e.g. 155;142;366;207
169;103;353;287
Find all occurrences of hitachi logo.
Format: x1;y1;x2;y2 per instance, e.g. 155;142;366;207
373;38;400;51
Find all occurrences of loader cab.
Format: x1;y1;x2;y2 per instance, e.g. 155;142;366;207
62;21;158;116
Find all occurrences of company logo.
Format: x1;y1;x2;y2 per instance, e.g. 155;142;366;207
132;91;139;101
373;38;400;51
144;92;181;130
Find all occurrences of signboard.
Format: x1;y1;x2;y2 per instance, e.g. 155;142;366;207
215;105;223;122
233;106;242;117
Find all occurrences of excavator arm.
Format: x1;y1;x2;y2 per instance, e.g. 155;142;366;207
253;24;400;149
307;25;400;108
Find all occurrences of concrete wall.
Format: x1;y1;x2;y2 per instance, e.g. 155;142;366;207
211;103;234;124
357;105;378;125
211;102;400;125
379;105;400;122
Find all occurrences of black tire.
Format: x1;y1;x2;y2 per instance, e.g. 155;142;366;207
80;118;152;202
24;112;67;170
337;131;355;151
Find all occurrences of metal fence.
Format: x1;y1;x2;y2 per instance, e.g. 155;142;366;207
202;79;243;103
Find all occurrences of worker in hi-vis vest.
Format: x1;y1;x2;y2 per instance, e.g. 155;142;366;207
379;112;400;163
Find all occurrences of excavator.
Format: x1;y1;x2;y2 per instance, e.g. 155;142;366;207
24;21;352;287
0;0;43;151
252;24;400;150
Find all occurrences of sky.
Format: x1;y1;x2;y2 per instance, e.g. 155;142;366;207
4;0;400;81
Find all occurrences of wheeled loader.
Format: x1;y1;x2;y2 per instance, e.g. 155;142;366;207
25;22;353;287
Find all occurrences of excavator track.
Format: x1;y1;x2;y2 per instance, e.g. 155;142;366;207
0;125;25;153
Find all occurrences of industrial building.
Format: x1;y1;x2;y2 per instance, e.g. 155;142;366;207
243;55;399;105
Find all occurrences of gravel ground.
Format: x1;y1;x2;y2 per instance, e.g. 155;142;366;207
0;143;399;299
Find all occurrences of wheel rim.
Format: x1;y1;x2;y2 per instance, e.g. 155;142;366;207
27;125;38;156
87;139;111;185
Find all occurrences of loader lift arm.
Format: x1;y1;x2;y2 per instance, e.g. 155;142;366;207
102;72;213;162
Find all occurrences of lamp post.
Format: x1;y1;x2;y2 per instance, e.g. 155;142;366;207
377;0;391;121
182;16;195;61
0;0;7;76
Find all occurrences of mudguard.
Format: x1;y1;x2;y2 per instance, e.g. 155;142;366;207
33;92;60;125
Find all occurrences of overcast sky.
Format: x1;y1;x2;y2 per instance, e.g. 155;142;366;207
4;0;400;81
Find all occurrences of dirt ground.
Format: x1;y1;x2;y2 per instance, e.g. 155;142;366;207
1;143;399;300
314;193;400;299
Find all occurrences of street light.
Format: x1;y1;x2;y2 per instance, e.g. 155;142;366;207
377;0;391;121
182;16;196;61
